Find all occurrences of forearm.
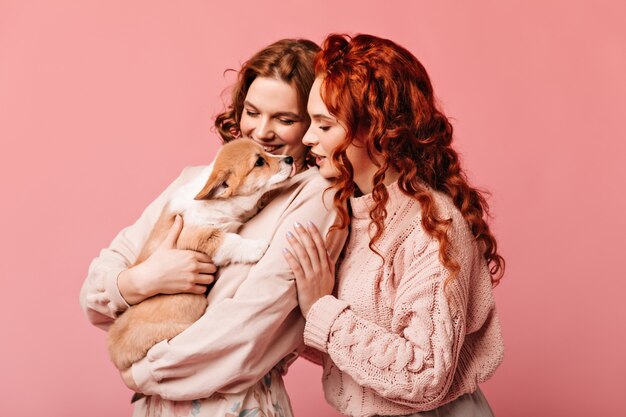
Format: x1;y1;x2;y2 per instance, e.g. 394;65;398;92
131;283;304;400
79;244;135;329
79;263;130;330
129;175;349;399
304;291;462;407
79;167;192;326
116;268;154;306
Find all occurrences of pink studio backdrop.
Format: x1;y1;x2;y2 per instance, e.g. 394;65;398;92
1;1;625;416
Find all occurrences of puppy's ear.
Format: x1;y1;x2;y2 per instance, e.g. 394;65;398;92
195;169;232;200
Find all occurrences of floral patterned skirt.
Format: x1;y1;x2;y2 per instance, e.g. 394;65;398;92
132;367;293;417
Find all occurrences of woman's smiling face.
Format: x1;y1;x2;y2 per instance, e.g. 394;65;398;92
239;77;309;171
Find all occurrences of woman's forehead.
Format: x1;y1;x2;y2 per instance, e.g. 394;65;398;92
307;78;333;119
245;77;300;114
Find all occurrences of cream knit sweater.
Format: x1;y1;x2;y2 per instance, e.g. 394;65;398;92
302;181;504;416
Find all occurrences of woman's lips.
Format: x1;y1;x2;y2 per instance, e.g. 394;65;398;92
261;144;284;153
311;151;326;166
248;138;284;153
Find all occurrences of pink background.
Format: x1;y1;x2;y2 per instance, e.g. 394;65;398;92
1;1;625;416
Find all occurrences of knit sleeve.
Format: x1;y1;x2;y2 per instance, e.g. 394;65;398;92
78;166;196;330
303;236;466;409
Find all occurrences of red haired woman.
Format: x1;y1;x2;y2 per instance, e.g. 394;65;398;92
284;34;505;416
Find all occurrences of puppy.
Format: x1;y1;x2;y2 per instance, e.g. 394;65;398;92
107;138;295;371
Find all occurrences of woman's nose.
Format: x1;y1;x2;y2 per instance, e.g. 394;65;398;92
253;118;274;140
302;125;317;146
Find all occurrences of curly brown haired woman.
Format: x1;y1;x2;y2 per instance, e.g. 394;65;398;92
81;38;349;417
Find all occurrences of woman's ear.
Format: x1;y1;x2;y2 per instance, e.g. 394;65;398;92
195;169;232;200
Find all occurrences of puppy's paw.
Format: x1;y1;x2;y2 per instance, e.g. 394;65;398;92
239;239;269;263
228;239;268;264
212;234;269;265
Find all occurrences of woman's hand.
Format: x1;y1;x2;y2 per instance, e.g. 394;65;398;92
118;215;217;305
282;222;336;318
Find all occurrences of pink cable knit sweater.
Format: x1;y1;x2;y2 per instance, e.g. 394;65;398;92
302;181;504;416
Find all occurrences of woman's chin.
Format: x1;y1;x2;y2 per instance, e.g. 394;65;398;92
318;165;339;180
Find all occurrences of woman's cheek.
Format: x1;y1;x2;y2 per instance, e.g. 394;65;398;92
283;125;307;145
238;116;252;138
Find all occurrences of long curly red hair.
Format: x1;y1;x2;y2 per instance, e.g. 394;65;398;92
317;34;504;286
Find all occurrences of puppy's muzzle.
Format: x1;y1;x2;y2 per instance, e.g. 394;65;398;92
281;155;295;177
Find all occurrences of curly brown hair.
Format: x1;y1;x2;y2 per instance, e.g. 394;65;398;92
214;39;320;145
316;34;504;286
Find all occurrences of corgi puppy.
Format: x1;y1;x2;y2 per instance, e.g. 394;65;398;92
107;138;295;371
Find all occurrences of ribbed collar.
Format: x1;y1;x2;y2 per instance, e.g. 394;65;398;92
349;180;406;220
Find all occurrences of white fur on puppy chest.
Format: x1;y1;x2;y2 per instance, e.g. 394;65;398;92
211;233;269;266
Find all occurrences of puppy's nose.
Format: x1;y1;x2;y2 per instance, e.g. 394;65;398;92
283;156;294;165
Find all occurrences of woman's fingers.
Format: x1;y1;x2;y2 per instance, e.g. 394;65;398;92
282;249;305;281
283;248;315;316
183;250;215;272
190;283;211;294
286;228;314;277
162;215;184;248
192;251;213;264
283;222;336;318
192;256;216;288
306;222;332;274
194;271;215;284
196;261;217;275
294;222;321;269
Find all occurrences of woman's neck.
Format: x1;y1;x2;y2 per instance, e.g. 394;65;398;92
353;165;400;195
348;137;400;195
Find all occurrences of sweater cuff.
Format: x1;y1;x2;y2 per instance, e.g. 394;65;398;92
303;295;349;353
132;340;169;396
105;267;131;314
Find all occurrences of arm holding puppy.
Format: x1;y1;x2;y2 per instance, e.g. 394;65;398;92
118;214;216;304
127;172;348;400
79;166;216;330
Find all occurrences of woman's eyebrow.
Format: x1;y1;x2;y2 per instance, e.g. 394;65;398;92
244;101;301;120
243;100;258;110
274;111;302;120
311;114;335;122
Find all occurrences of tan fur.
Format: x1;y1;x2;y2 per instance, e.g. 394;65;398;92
107;139;294;370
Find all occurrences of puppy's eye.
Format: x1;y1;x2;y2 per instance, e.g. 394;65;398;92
255;157;266;167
